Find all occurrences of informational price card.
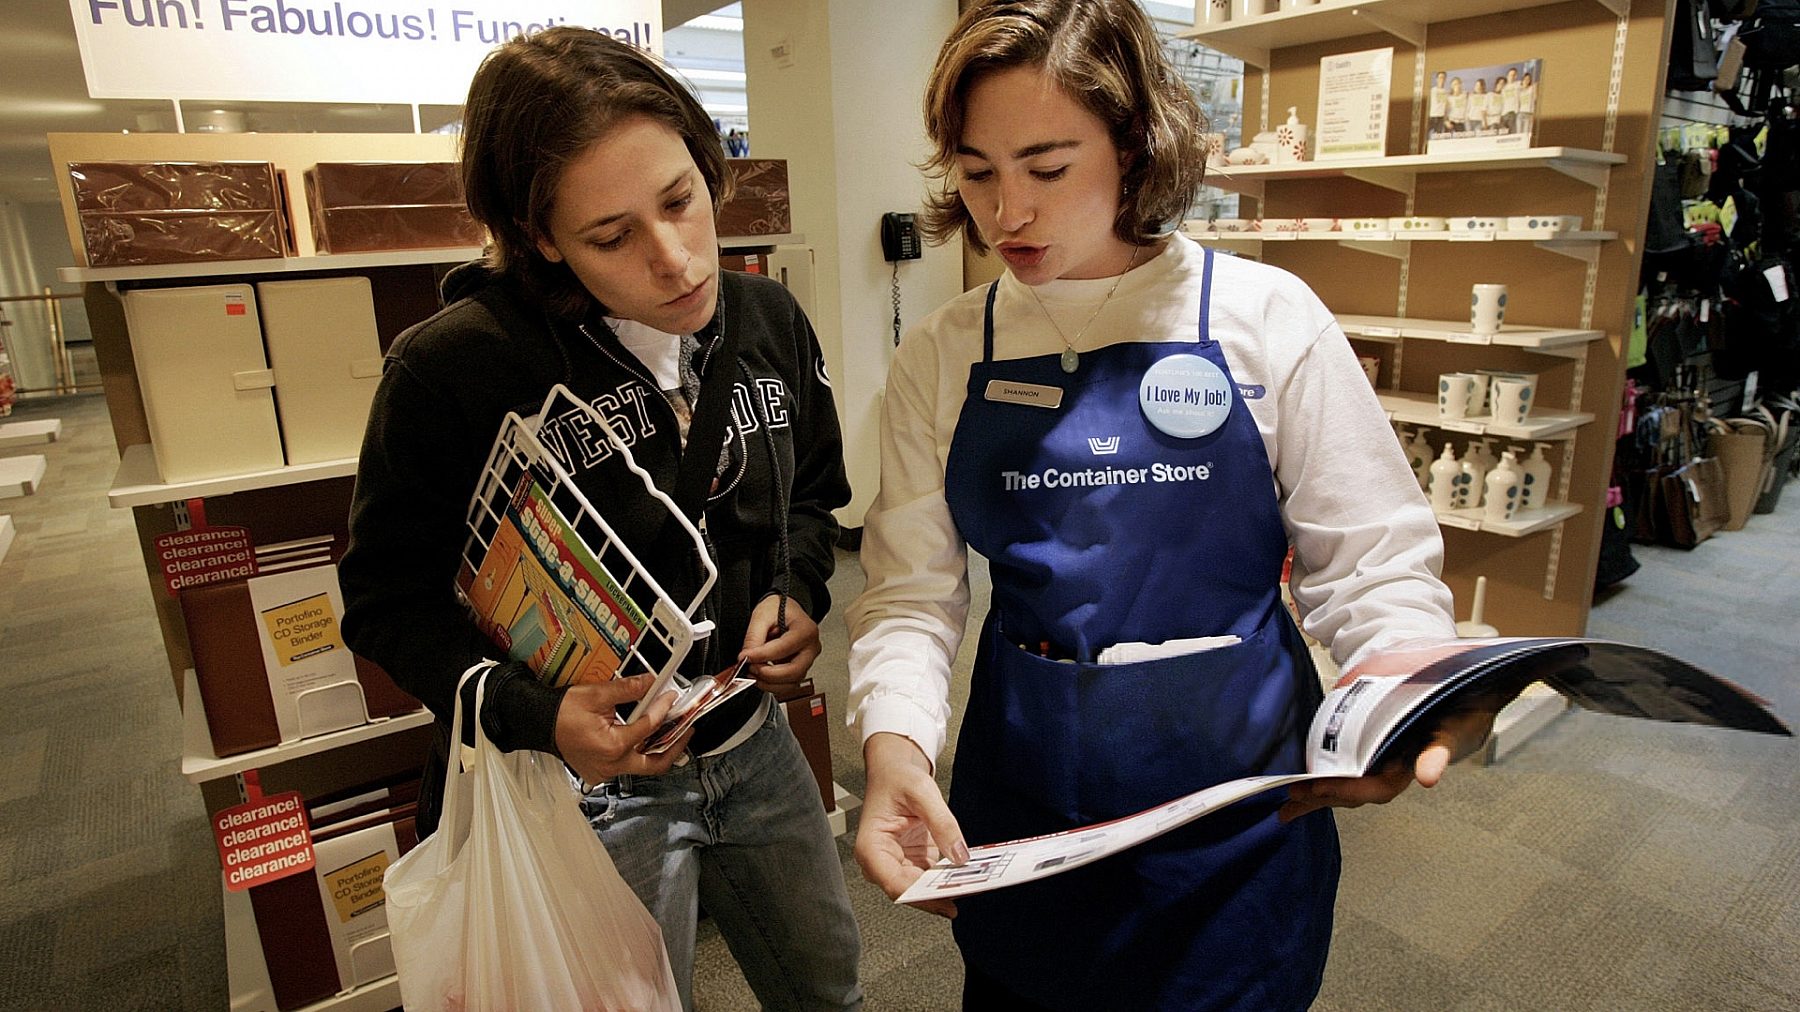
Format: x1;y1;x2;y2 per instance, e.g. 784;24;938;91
1315;47;1394;161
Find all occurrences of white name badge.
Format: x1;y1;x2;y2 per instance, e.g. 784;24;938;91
1139;354;1233;438
985;379;1065;410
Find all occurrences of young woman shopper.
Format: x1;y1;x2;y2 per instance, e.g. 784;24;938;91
339;28;862;1012
846;2;1484;1009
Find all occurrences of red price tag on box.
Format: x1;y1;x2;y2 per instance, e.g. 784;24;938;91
214;791;315;892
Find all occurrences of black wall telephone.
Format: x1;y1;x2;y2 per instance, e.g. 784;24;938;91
881;212;923;262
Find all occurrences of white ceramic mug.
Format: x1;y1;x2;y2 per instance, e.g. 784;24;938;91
1198;0;1232;24
1471;283;1509;335
1439;373;1480;419
1357;355;1380;387
1233;0;1269;19
1491;377;1535;424
1280;0;1320;9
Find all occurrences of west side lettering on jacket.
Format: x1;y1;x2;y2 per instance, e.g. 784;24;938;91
537;376;793;477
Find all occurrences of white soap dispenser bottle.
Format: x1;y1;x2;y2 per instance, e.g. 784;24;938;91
1484;450;1524;522
1402;426;1433;489
1521;442;1554;511
1456;441;1489;509
1428;443;1461;512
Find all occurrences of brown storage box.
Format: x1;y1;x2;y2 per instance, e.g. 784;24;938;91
718;159;791;237
305;162;483;254
68;161;287;267
181;572;420;757
306;161;464;207
775;679;834;811
69;160;280;212
310;204;483;253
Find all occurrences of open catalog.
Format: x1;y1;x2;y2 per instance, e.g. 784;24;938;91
453;385;755;751
897;637;1791;904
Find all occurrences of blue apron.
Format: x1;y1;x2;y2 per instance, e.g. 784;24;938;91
942;249;1340;1011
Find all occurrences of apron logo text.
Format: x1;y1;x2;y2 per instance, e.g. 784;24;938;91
1001;462;1215;491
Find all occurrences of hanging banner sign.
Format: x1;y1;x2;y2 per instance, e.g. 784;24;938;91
66;0;661;105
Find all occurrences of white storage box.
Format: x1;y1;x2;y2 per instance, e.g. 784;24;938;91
121;284;285;483
256;277;384;465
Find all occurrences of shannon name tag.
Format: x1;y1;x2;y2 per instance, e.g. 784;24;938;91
984;379;1064;409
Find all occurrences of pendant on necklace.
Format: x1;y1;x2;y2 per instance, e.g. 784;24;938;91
1060;347;1080;373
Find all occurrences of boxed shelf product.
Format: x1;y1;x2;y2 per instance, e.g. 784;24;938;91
244;782;421;1010
255;276;384;465
181;539;420;758
719;158;791;236
119;283;287;484
304;161;484;253
67;161;288;266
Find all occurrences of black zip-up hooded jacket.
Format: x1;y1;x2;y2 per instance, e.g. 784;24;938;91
340;262;849;833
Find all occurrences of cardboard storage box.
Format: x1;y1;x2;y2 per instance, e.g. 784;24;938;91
120;284;286;483
718;159;791;237
68;161;286;266
255;277;384;465
305;161;483;254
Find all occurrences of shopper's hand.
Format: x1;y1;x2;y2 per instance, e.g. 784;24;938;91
740;595;820;690
1279;687;1497;824
855;732;968;918
554;675;690;784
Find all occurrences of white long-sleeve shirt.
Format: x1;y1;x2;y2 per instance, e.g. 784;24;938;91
846;235;1456;765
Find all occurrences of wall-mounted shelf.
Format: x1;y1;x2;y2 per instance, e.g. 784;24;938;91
180;668;433;785
1336;314;1604;357
1178;0;1627;68
1187;227;1615;264
109;443;358;509
1378;391;1593;439
1199;147;1627;200
1433;500;1583;537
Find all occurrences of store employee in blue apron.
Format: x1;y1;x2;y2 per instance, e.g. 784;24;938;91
846;2;1483;1009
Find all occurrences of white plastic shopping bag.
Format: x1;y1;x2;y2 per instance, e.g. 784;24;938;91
384;663;682;1011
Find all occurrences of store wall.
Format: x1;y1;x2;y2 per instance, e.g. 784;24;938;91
0;194;53;391
742;0;963;527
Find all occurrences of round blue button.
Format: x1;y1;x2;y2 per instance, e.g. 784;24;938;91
1139;354;1233;438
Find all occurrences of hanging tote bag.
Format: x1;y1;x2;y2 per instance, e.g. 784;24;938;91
384;664;682;1012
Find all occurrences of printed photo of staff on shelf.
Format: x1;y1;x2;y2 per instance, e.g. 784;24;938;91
1427;58;1542;155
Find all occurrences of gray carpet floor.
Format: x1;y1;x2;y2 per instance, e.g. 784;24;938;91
1;391;1795;1010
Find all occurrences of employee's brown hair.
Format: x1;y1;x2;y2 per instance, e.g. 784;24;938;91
920;0;1207;253
460;27;732;317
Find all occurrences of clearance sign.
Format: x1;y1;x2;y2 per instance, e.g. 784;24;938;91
66;0;662;104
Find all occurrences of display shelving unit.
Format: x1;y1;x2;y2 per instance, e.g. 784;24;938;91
1180;0;1672;751
47;127;846;1011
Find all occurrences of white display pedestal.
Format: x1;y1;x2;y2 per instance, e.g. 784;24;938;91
0;418;61;448
0;454;46;498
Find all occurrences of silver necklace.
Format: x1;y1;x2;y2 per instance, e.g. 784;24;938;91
1028;244;1142;374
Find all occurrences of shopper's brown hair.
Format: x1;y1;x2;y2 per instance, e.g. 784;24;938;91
460;27;732;318
920;0;1206;253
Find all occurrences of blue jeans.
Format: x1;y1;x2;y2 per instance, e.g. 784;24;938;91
580;703;864;1012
